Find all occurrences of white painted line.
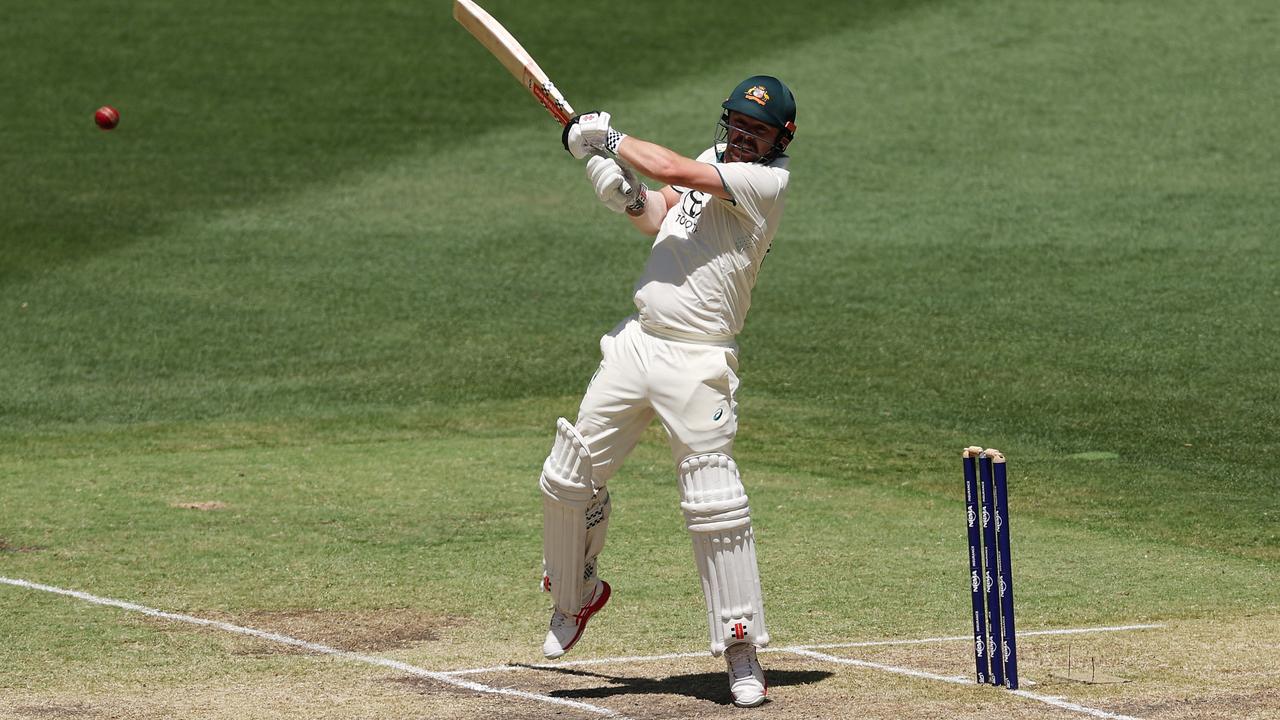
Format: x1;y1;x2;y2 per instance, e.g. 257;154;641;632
786;647;974;684
1019;624;1165;638
446;623;1164;677
0;576;625;719
1008;689;1145;720
799;623;1165;651
787;648;1145;720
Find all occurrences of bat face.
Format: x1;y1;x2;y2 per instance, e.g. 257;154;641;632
453;0;575;126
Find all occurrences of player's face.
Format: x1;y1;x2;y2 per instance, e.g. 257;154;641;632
722;111;781;163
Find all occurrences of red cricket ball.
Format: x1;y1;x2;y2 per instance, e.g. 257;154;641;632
95;106;120;130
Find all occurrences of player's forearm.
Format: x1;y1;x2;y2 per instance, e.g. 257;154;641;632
617;137;690;188
617;136;730;201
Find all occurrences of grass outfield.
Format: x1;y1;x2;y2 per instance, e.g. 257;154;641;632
2;1;1278;718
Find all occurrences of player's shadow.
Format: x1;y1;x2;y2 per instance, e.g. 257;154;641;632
515;664;833;705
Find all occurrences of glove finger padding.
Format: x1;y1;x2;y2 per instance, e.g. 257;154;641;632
587;155;623;192
586;155;630;213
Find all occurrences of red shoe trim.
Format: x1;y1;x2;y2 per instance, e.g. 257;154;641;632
563;581;611;652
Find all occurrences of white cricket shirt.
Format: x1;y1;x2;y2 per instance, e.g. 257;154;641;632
632;147;790;340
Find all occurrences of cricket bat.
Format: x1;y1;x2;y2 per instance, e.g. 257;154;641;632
452;0;576;126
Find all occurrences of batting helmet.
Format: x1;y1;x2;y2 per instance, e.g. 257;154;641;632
717;75;797;162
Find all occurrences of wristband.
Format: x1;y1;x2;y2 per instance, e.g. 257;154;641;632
605;128;627;155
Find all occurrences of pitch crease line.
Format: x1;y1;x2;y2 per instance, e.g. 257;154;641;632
787;648;1144;720
799;623;1164;651
445;623;1163;676
0;576;626;719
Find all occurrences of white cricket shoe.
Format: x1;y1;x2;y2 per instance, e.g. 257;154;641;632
725;642;767;708
542;579;610;659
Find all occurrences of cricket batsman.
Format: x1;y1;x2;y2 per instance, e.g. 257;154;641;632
538;75;796;708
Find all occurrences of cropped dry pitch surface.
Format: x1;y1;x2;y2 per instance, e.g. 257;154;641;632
2;585;1276;720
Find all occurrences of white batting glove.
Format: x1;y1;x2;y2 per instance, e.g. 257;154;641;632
586;155;630;213
563;111;627;159
585;155;649;216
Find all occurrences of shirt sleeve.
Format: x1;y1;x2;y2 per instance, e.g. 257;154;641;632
713;161;788;227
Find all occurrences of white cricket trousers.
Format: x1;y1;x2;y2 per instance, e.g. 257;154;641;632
575;316;740;484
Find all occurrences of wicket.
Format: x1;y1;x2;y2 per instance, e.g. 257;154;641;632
962;446;1019;689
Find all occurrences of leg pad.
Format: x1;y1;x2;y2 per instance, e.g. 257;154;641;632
679;453;769;656
541;418;608;613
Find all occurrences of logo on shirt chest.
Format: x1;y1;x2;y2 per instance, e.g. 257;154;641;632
673;191;709;232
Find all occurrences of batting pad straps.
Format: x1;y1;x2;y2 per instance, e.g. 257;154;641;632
541;418;598;614
582;488;611;589
679;453;770;656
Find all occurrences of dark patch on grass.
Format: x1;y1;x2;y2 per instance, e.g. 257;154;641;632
225;608;454;655
169;501;228;511
0;538;43;553
136;606;459;655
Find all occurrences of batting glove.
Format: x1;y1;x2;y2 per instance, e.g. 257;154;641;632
563;111;627;160
586;156;648;216
586;155;630;213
